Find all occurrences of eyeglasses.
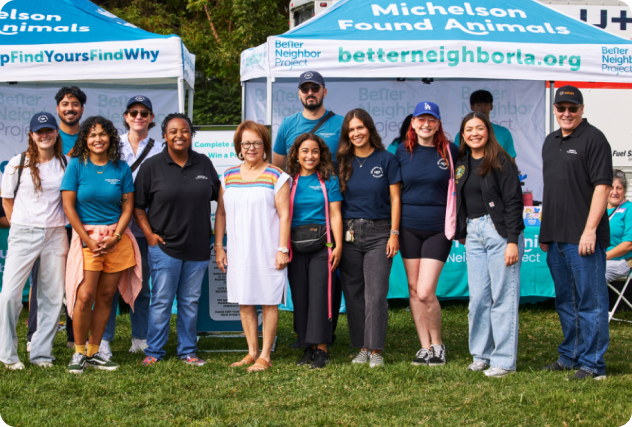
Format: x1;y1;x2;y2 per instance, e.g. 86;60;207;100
241;141;263;149
127;110;150;118
554;105;581;113
300;85;322;94
415;117;438;125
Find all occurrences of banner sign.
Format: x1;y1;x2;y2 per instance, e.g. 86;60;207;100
0;83;178;186
245;79;546;200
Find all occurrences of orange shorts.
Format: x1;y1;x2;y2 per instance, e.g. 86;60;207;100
83;233;136;273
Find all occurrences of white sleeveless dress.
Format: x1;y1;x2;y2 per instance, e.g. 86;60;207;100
222;164;291;305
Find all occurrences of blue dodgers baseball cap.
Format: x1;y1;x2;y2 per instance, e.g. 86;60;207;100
298;71;325;87
413;102;441;120
30;112;58;132
126;95;153;111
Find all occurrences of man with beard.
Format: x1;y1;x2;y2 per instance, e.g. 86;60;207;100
55;86;86;155
26;86;87;351
272;71;344;169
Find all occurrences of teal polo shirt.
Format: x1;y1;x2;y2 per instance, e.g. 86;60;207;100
607;200;632;260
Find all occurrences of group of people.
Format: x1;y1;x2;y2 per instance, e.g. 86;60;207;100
0;72;619;380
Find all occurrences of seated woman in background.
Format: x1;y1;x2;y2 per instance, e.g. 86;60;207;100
62;116;141;374
605;170;632;282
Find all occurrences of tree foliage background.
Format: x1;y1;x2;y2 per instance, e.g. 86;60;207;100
93;0;289;124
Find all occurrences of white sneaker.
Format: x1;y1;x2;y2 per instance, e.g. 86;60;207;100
99;340;113;361
129;338;148;354
351;350;371;364
5;361;25;370
484;367;515;378
467;361;489;371
369;352;384;368
33;361;53;368
26;341;31;353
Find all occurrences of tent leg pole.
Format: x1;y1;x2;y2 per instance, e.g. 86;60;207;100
266;77;274;126
241;82;246;122
549;81;555;133
178;78;185;114
188;87;194;122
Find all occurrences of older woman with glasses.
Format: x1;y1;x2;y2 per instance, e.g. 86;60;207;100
605;170;632;282
214;120;291;372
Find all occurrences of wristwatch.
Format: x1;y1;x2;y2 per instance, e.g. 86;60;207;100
278;247;289;254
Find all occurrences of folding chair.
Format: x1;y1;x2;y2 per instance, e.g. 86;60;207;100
608;269;632;323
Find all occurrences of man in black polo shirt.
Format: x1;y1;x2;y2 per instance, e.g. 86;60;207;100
539;86;612;380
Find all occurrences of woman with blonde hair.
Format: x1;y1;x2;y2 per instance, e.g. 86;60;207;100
0;112;69;370
215;120;291;372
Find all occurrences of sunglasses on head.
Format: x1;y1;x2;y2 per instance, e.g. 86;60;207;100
554;105;581;113
127;109;150;118
300;85;322;94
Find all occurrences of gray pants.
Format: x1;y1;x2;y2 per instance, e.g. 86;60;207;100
605;259;630;283
339;219;392;350
0;225;67;364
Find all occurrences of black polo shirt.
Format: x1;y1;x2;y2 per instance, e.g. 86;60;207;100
134;147;220;261
540;119;613;249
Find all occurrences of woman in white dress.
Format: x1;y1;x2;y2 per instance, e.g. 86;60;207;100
214;120;291;372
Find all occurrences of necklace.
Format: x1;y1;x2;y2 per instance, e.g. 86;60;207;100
355;150;373;168
91;161;108;174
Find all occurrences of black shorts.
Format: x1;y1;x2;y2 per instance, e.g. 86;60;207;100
399;227;453;262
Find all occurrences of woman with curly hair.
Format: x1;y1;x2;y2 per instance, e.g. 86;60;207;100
286;133;343;369
336;109;401;368
0;112;69;370
61;116;141;374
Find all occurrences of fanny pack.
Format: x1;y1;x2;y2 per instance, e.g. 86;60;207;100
288;171;334;321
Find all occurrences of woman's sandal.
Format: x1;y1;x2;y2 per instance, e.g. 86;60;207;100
230;354;256;367
247;358;272;372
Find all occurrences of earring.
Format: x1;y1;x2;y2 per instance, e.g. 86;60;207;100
238;152;244;160
263;152;267;160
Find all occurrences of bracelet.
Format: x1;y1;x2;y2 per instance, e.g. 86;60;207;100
390;230;400;235
214;243;223;247
113;232;122;241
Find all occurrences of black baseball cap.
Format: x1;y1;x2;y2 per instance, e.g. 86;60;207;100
554;86;583;105
298;71;325;88
30;112;58;132
126;95;153;111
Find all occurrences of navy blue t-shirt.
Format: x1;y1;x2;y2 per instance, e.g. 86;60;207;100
396;142;459;232
341;149;401;220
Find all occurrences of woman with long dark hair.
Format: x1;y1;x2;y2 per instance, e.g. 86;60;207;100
455;112;524;378
286;133;343;369
62;116;141;374
396;102;459;367
0;113;68;370
337;108;401;368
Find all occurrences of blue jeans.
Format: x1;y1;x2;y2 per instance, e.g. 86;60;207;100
144;245;208;360
465;215;524;371
103;237;151;342
546;242;609;375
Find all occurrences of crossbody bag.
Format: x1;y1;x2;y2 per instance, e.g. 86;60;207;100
14;152;68;197
129;138;155;173
288;171;334;321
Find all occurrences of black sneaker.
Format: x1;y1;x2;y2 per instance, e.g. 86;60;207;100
297;347;316;366
310;349;329;369
412;348;430;366
541;361;571;372
428;344;446;366
68;353;86;375
570;369;607;381
86;352;118;371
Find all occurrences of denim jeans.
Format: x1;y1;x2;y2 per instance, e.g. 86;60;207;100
103;237;151;342
546;242;609;375
0;225;67;364
339;219;392;350
465;215;524;371
144;245;208;359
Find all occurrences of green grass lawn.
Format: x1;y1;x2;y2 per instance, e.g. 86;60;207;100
1;300;631;426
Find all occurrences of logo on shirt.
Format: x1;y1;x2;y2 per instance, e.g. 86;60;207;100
489;202;495;208
105;179;120;185
309;186;322;191
567;149;578;155
456;166;465;179
196;175;208;180
437;158;448;170
371;166;384;178
318;132;335;138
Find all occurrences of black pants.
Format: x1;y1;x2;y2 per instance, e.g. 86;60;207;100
27;228;74;343
288;247;334;347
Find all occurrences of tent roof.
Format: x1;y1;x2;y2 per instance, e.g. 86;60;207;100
283;0;632;44
0;0;195;86
241;0;632;82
